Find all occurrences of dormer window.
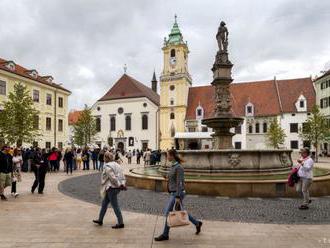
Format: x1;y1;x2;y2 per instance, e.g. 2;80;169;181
245;102;254;116
26;70;38;78
295;94;307;112
41;76;54;83
5;61;16;71
196;105;204;119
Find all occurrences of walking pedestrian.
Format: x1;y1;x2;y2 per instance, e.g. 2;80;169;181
154;149;202;241
0;145;13;201
93;151;126;228
296;147;314;210
98;148;105;171
136;149;141;164
48;147;58;172
64;148;74;175
144;149;151;167
92;148;99;170
76;148;82;170
82;148;90;170
31;148;49;194
126;150;132;164
11;148;22;198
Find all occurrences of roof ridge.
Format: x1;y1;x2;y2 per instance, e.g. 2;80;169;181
274;77;283;114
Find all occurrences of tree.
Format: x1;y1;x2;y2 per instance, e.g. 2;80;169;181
299;105;328;162
73;105;97;146
266;118;286;149
0;83;40;146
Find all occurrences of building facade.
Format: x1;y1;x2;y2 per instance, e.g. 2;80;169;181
182;77;315;153
159;17;192;150
91;74;159;151
0;58;71;149
314;69;330;154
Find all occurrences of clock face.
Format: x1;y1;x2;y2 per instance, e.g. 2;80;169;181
170;57;176;65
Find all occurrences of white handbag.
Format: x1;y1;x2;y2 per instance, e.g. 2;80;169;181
167;202;190;228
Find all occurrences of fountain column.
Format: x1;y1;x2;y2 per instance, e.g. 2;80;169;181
202;21;243;149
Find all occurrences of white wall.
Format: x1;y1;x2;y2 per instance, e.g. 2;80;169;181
91;97;158;151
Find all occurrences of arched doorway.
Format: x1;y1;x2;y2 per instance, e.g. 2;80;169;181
117;142;124;152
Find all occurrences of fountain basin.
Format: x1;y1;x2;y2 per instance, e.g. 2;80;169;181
159;149;293;176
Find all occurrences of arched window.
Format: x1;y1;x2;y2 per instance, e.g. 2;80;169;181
110;116;116;131
170;112;175;120
125;115;131;131
248;125;253;134
255;123;260;133
170;98;174;105
96;117;101;132
142;114;148;130
263;122;268;133
171;125;175;137
170;49;175;57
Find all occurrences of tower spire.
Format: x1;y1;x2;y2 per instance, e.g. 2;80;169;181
151;70;157;93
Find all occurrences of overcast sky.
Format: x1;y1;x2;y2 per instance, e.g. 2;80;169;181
1;0;329;110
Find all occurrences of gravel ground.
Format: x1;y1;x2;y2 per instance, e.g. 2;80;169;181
58;173;330;224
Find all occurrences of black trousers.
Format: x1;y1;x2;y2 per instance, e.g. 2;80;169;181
50;160;57;171
31;167;47;193
66;160;73;174
11;181;16;193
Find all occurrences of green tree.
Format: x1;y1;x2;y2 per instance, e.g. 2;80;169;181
73;105;97;146
299;105;328;162
266;118;286;149
0;83;40;146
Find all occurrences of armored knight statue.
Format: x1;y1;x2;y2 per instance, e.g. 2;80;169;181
216;21;228;52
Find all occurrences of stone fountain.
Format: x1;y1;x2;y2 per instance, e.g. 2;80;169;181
160;21;293;176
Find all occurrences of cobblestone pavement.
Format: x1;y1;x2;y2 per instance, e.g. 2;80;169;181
59;172;330;225
2;171;330;247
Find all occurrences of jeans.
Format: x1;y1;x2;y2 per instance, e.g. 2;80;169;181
162;191;199;237
83;160;89;170
66;160;73;174
98;188;123;225
92;160;98;170
99;161;104;171
50;160;57;171
296;178;312;206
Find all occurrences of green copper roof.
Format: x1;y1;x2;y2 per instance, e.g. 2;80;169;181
165;15;185;46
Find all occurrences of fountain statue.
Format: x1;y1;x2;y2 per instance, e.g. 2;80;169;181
202;21;243;149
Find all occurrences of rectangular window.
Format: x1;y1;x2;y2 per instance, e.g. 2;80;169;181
45;142;51;149
290;123;298;133
33;115;39;129
263;123;268;133
234;142;242;149
255;123;260;133
299;100;304;108
247;106;252;113
58;119;63;132
188;128;196;132
58;97;63;108
235;125;242;134
46;117;52;130
290;140;299;149
57;142;63;149
197;109;202;116
46;94;52;105
0;80;6;95
32;90;39;102
110;116;116;131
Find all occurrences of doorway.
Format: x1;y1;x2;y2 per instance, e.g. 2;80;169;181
117;142;124;152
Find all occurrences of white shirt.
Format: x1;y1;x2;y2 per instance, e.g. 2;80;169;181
298;157;314;179
101;162;126;190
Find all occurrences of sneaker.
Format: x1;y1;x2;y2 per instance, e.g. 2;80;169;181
196;221;203;235
0;194;8;201
298;205;309;210
112;224;124;229
92;220;103;226
11;192;15;197
14;193;19;198
154;235;169;242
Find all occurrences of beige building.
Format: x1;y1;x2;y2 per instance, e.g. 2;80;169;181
159;17;192;149
0;57;71;149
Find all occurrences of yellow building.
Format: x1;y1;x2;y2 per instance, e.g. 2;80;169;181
0;58;71;149
159;16;192;149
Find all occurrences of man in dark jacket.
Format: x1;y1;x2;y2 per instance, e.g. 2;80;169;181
31;148;49;194
0;145;13;201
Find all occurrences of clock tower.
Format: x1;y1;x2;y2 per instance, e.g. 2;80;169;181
159;15;191;149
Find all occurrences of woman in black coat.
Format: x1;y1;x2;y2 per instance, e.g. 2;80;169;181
31;148;49;194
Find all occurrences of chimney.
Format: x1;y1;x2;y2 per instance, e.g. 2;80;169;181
151;70;157;93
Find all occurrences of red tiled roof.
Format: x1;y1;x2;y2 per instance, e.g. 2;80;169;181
98;74;159;105
68;110;82;125
186;77;315;120
0;57;70;93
